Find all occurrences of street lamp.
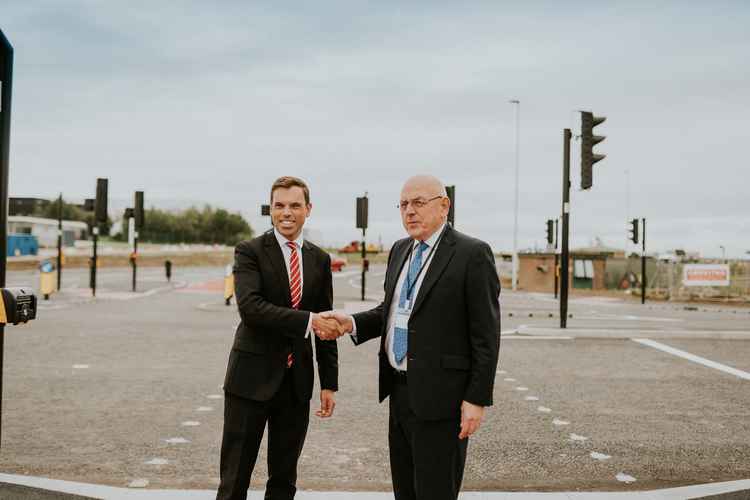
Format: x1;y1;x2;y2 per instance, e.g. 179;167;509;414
509;99;520;291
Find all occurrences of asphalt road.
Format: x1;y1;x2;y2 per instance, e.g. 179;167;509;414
0;264;748;493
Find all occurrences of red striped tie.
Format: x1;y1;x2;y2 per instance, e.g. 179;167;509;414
286;241;301;368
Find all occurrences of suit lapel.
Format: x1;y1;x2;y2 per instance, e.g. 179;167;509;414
410;226;456;317
301;241;315;309
384;239;412;313
263;231;291;307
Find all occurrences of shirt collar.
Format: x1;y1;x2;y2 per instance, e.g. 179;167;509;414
414;222;446;249
274;228;304;250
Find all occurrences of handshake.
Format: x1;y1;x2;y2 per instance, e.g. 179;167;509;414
311;311;354;340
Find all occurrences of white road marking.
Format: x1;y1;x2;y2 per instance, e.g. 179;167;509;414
552;419;569;426
181;421;200;427
72;364;89;369
633;338;750;380
196;406;213;412
525;396;539;401
570;433;588;442
144;458;168;465
164;437;190;444
515;386;529;391
127;479;149;488
616;472;637;483
504;378;517;382
207;394;223;399
590;452;611;461
537;406;552;413
496;370;507;375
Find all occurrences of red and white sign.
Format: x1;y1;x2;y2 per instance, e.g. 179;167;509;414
683;264;730;287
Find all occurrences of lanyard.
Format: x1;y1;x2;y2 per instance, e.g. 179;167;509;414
402;226;446;304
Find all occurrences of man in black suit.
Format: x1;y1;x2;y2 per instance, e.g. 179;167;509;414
322;175;500;500
216;176;341;500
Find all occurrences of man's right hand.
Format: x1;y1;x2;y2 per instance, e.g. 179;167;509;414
312;313;345;340
319;311;354;335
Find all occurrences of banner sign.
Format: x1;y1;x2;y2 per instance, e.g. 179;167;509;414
683;264;730;287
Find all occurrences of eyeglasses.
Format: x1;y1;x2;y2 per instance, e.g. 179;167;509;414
397;196;443;211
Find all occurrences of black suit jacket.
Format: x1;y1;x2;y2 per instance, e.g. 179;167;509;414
222;230;338;402
353;225;500;420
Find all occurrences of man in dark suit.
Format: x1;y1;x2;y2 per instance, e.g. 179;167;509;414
216;176;341;500
322;175;500;500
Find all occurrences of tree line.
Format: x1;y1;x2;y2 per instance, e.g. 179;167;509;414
34;200;253;246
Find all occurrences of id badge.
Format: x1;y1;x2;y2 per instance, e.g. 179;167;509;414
394;307;411;330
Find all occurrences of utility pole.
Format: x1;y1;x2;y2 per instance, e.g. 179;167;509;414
554;219;559;299
560;129;571;328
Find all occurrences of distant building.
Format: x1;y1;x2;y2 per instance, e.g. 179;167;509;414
8;216;88;248
9;197;50;216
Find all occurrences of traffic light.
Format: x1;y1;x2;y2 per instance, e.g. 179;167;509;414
134;191;144;230
546;219;554;246
580;111;606;190
356;196;368;230
95;178;108;223
629;218;639;244
260;204;270;216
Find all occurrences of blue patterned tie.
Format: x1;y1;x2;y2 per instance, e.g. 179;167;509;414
393;241;428;364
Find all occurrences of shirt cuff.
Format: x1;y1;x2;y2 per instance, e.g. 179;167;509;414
305;312;313;339
349;316;358;343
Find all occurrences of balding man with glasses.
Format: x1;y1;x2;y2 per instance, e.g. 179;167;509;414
322;175;500;500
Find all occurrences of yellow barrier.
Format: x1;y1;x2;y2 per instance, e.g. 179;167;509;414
224;274;234;306
40;271;57;300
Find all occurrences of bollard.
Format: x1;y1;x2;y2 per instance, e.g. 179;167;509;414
165;260;172;282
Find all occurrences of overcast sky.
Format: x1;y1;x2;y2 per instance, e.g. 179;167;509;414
2;1;748;257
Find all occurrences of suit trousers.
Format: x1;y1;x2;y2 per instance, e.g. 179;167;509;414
388;377;468;500
216;369;310;500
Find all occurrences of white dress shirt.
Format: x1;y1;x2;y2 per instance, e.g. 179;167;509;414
273;229;313;338
352;223;446;371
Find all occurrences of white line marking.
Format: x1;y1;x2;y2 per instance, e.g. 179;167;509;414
196;406;213;412
207;394;223;399
181;421;200;427
616;472;637;483
503;378;517;382
164;437;190;444
127;479;149;488
496;370;507;375
525;396;539;401
515;386;529;392
501;335;573;340
537;406;552;413
591;452;611;461
144;458;168;465
72;364;89;369
570;433;588;442
552;418;570;426
633;338;750;380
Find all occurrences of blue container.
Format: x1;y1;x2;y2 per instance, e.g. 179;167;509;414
7;234;39;257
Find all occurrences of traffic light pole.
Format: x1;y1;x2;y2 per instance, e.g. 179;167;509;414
560;129;571;328
0;28;14;449
641;218;646;305
57;193;63;290
554;218;559;299
91;228;98;297
361;228;366;301
132;232;138;292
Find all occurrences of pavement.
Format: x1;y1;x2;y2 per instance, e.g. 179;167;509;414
0;264;748;499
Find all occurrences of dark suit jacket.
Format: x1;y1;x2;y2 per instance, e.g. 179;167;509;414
353;225;500;420
222;230;338;402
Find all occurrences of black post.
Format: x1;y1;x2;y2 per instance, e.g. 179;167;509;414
446;185;455;227
92;230;98;297
361;228;366;301
132;235;138;292
560;129;571;328
133;191;143;292
0;28;14;449
554;218;559;299
641;217;646;305
57;193;63;290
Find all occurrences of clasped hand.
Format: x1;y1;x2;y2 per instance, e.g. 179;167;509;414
311;311;353;340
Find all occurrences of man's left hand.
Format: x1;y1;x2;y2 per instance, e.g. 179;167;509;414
459;401;484;439
316;389;336;418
